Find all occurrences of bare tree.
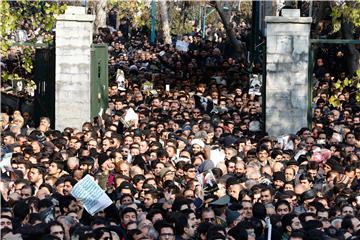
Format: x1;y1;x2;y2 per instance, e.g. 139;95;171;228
159;0;172;44
210;1;243;54
94;0;107;33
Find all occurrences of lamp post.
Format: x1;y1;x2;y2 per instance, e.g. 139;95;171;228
150;0;156;45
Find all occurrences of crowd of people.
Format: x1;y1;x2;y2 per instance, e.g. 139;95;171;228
1;8;360;240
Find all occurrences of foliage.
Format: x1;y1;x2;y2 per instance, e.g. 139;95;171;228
109;0;151;29
0;0;66;88
328;71;360;108
331;0;360;33
168;2;198;35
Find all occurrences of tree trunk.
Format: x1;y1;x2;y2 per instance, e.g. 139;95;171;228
341;20;360;76
159;0;172;44
177;1;187;34
317;1;330;22
212;1;243;54
94;0;107;34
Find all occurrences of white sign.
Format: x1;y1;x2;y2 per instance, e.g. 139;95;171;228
71;175;112;216
0;153;12;173
124;107;138;123
116;69;126;91
176;40;189;52
209;149;225;166
248;74;262;96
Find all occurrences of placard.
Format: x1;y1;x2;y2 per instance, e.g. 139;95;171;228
71;175;112;216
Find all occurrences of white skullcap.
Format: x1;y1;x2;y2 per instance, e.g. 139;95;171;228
191;139;205;149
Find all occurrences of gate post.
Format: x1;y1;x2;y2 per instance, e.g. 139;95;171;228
55;7;95;131
265;9;312;136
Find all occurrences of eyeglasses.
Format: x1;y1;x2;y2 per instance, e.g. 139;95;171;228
160;233;175;238
187;170;196;173
204;217;215;222
185;195;195;199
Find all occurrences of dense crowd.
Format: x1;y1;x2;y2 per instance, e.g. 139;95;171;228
1;10;360;240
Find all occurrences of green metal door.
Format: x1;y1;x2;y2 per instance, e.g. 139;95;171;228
90;44;108;119
34;47;56;128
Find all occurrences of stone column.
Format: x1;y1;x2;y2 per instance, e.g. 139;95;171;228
265;9;312;137
55;7;95;131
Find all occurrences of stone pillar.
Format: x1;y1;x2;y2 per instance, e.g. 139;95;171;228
55;7;95;131
265;9;312;137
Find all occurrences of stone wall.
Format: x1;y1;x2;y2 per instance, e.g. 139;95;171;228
265;10;312;137
55;7;95;131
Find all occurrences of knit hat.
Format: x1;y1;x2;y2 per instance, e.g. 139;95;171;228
226;209;240;226
210;195;230;207
325;157;343;173
273;171;286;183
195;131;208;140
118;181;133;193
159;167;172;180
182;125;192;131
80;156;95;166
98;152;109;166
287;159;299;166
302;189;316;201
191;139;205;149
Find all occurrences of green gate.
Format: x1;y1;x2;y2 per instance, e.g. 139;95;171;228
34;46;56;128
90;44;108;119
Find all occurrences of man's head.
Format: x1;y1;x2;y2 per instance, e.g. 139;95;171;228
183;163;196;180
48;221;65;240
146;209;163;224
341;205;354;217
182;209;199;230
175;213;196;239
275;200;291;217
48;161;64;176
159;223;175;240
282;214;302;234
261;187;274;205
299;173;313;190
0;215;13;230
2;132;15;146
21;185;34;199
39;117;51;132
341;215;360;234
242;201;253;219
256;146;269;163
28;165;45;184
285;167;296;182
121;207;137;226
79;157;94;173
143;190;158;209
201;207;215;223
225;159;236;174
63;177;76;196
59;195;79;214
0;113;9;129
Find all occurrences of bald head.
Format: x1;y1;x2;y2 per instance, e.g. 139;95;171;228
294;184;306;195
